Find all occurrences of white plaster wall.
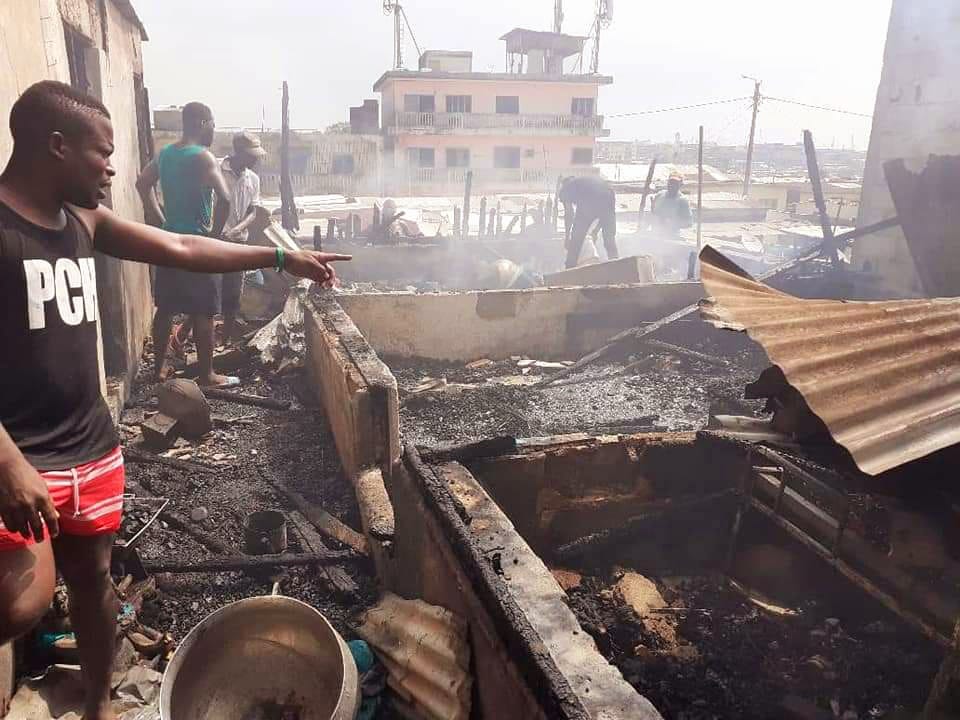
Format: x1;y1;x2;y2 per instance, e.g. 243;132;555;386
856;0;960;295
338;283;704;362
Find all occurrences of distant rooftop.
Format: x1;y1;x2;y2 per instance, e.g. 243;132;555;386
499;29;588;58
373;70;612;91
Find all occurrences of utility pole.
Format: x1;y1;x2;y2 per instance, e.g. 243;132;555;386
554;0;563;33
394;3;403;69
280;81;298;234
742;76;761;197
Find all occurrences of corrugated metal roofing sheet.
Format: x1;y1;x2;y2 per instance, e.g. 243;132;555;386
357;593;471;720
697;245;960;476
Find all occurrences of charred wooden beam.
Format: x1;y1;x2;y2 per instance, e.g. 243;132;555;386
555;489;740;564
142;551;356;574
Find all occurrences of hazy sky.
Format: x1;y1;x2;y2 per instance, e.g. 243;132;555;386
139;0;892;149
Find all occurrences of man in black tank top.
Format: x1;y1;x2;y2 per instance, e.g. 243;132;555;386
0;81;350;719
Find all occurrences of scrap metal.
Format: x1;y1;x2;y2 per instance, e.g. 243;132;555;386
698;245;960;475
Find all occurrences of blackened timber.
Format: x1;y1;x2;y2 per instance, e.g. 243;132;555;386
555;489;740;564
803;130;839;266
420;436;518;464
142;551;356;574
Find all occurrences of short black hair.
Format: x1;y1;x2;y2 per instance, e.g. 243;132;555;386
10;80;110;148
182;102;213;133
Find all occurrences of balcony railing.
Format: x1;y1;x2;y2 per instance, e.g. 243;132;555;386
391;112;606;134
397;166;597;193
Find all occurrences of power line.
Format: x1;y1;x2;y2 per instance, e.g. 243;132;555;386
606;95;873;121
607;97;752;119
763;96;873;119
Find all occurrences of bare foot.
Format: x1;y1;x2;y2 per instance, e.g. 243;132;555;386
197;373;240;388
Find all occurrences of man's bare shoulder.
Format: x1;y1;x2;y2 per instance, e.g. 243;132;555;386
67;204;114;236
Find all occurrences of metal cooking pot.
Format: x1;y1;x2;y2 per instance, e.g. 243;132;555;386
160;593;358;720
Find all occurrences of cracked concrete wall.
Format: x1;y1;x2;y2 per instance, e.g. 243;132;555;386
339;282;705;362
857;0;960;295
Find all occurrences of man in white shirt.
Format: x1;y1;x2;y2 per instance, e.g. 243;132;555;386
220;132;265;342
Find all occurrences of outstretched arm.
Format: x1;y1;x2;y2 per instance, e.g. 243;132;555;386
83;205;350;286
135;159;164;228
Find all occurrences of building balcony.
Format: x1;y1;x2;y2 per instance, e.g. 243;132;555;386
390;165;598;195
388;112;609;137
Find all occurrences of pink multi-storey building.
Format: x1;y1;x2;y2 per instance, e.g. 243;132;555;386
375;29;612;196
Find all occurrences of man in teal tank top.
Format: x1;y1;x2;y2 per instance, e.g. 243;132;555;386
136;102;235;386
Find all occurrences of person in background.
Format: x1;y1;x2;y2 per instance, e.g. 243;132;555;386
0;80;349;720
651;172;693;237
558;175;619;269
136;102;233;386
219;131;265;343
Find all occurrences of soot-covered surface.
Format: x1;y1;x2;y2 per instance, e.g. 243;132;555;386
565;572;941;720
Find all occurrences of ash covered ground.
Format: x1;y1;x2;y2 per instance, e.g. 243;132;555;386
566;572;941;720
390;326;770;448
121;348;380;642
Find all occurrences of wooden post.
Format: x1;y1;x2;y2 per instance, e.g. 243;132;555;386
461;171;473;239
313;225;323;251
478;197;487;238
553;176;563;231
345;215;353;242
352;214;361;238
520;201;528;232
279;81;298;233
803;129;840;267
743;79;761;197
637;158;658;235
545;197;554;229
326;218;336;244
696;125;704;278
453;206;461;238
488;208;497;238
496;202;503;237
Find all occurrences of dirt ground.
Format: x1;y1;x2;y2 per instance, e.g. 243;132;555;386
565;571;941;720
119;348;381;649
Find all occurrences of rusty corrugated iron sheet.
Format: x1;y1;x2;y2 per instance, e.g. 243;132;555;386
357;593;471;720
698;245;960;475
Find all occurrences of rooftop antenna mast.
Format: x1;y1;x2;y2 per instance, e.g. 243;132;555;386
590;0;613;74
383;0;403;69
383;0;423;70
554;0;563;33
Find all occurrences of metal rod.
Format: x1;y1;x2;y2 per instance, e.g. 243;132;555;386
749;499;950;647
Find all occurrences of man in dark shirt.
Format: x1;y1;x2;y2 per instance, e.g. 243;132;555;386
0;81;350;720
651;172;693;237
558;175;620;269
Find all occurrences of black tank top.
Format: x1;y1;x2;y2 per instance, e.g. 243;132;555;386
0;201;118;471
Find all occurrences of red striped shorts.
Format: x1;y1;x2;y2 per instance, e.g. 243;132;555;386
0;446;125;550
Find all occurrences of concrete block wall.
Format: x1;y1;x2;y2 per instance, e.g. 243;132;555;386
337;282;705;362
303;290;399;577
857;0;960;295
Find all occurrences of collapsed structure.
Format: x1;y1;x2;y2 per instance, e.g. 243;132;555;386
6;1;960;719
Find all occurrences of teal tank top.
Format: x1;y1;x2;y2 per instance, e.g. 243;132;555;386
158;144;214;235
